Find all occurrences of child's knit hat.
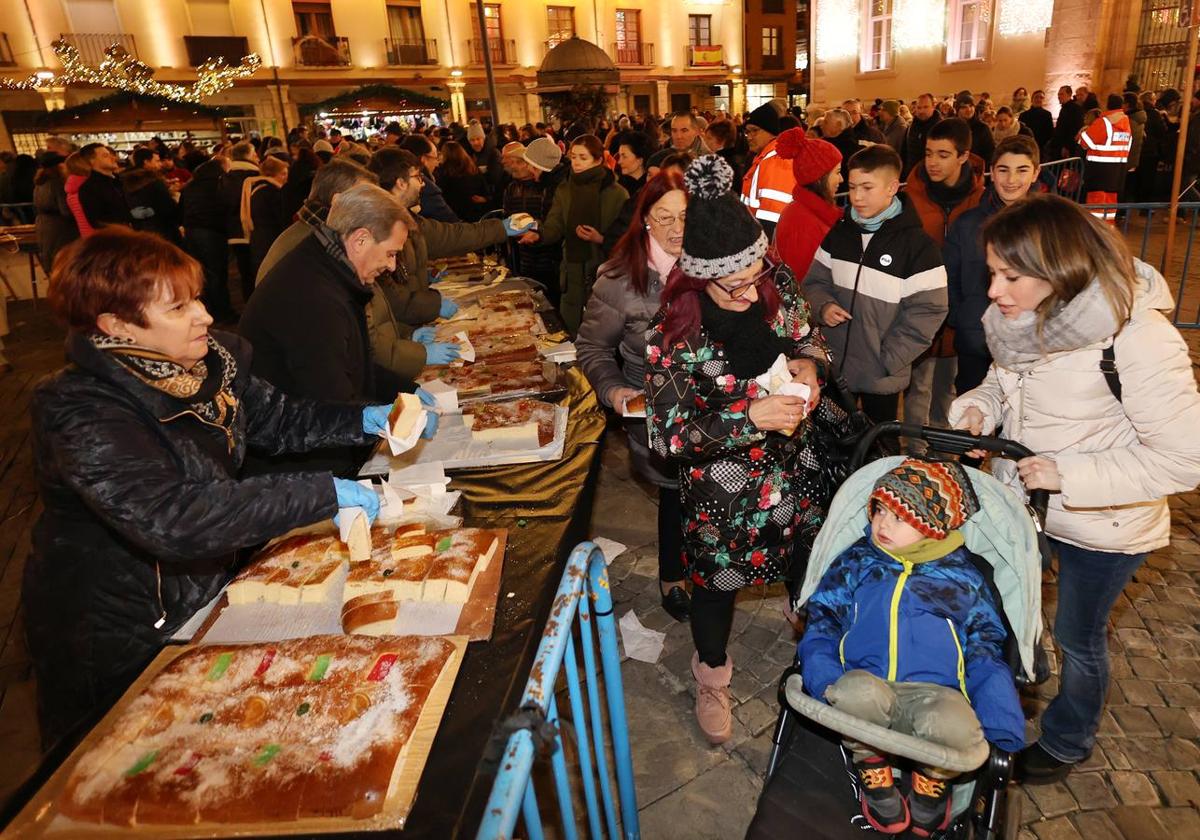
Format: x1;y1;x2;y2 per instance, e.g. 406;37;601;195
869;458;980;539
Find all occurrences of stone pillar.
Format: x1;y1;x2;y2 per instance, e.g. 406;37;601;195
732;77;747;117
448;80;468;123
524;84;541;124
654;79;670;117
1043;0;1105;118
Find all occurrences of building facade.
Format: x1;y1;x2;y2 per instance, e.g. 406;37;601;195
0;0;750;151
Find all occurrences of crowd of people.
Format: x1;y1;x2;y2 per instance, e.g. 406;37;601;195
9;75;1200;836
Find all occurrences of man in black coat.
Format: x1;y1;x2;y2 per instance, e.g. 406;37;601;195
180;156;234;320
240;182;409;477
953;93;995;168
844;98;885;144
219;140;260;303
903;93;942;178
1019;89;1055;153
1048;85;1085;161
122;147;182;246
77;143;132;229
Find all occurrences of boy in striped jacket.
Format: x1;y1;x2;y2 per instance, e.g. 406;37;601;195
799;459;1024;837
801;145;947;422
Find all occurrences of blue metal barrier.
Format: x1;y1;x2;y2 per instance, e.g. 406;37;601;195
1081;201;1200;329
477;542;640;840
1038;157;1085;202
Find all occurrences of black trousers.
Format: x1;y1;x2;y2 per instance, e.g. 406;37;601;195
691;586;738;668
657;485;685;583
955;351;993;396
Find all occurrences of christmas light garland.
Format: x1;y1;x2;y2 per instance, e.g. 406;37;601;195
0;40;261;103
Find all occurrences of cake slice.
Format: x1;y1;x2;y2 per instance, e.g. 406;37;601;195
388;392;423;441
340;591;400;636
464;398;556;447
423;530;501;604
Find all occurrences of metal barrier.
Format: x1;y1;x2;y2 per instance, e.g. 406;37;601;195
1037;156;1085;202
477;542;640;840
1081;201;1200;329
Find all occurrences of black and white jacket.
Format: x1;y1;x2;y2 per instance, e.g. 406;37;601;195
802;195;948;395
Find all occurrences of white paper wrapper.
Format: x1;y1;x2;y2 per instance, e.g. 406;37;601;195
382;407;427;456
753;353;812;419
454;331;477;364
420;379;460;414
618;610;666;664
389;462;452;497
336;507;367;544
539;341;577;363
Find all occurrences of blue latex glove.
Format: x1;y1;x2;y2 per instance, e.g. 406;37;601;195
415;387;437;408
413;326;437;345
439;296;459;319
362;404;392;436
503;214;537;236
332;478;379;527
429;268;449;285
425;341;461;365
423;410;439;439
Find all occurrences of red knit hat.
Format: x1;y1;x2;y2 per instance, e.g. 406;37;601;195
774;127;842;190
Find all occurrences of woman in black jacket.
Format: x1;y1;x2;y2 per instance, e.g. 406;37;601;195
26;228;387;749
436;141;490;222
32;153;78;273
180;156;234;321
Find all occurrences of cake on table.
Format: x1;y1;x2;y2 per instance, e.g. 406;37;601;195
226;534;348;606
464;398;557;447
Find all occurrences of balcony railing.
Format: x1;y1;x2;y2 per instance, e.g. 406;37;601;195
761;53;784;70
60;32;138;66
468;38;515;65
0;33;14;67
183;35;250;67
292;35;351;67
611;42;653;66
384;38;437;65
686;44;723;68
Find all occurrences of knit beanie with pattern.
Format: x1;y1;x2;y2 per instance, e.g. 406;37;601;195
679;155;767;280
869;458;980;539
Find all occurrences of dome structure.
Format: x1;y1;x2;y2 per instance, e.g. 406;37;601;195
536;37;620;91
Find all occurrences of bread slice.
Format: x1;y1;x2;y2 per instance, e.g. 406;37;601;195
388;392;423;441
341;591;400;635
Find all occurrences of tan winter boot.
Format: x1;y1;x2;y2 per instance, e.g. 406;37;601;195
691;652;733;745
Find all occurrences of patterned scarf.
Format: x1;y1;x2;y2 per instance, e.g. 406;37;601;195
310;218;365;284
981;278;1121;372
91;333;240;446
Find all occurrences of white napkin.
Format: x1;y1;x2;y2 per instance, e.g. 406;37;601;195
592;537;629;566
539;341;577;363
754;353;812;410
337;507;367;544
618;610;666;663
389;462;451;498
420;379;460;414
455;331;477;364
382;408;427;456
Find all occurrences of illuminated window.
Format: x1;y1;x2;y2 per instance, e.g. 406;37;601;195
947;0;989;62
762;27;779;56
470;4;504;63
860;0;892;72
547;6;575;47
689;14;712;46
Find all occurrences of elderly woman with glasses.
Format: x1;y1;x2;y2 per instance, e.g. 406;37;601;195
577;171;690;621
645;156;828;745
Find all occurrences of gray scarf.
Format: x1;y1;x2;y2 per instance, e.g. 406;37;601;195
982;277;1120;372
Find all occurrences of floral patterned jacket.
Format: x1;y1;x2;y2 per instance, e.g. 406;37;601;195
644;267;831;591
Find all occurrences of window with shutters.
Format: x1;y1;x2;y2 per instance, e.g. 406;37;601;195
946;0;990;63
387;4;426;42
293;2;336;38
859;0;893;72
688;14;712;46
547;6;575;47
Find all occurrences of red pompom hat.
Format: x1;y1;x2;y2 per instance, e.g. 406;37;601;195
774;127;842;193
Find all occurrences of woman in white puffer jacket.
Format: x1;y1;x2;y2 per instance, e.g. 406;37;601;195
949;193;1200;786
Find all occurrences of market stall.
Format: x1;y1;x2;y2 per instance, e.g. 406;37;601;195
5;273;606;838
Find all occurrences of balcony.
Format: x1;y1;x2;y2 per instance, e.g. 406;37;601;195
468;38;516;66
384;38;437;66
59;32;137;66
611;42;654;66
686;44;723;68
292;35;351;67
183;35;250;67
0;33;14;67
761;53;784;70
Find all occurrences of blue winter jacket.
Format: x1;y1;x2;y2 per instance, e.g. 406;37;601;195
944;187;1003;359
799;531;1026;752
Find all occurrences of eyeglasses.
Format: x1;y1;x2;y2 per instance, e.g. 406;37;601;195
709;264;773;299
648;210;686;227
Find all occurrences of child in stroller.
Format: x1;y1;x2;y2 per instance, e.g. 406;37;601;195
799;458;1025;837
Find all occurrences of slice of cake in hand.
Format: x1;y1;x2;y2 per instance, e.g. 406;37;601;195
388;392;423;440
464;398;556;447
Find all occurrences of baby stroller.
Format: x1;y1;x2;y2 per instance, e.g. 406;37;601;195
747;422;1051;840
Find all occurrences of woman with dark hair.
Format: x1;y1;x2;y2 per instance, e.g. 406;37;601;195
578;172;690;619
281;143;320;220
703;120;746;187
645;156;827;743
600;130;654;253
398;133;459;222
771;127;843;279
25;228;396;748
436;140;490;222
518;134;628;332
950;194;1200;784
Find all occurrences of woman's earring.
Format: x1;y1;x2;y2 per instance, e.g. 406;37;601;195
645;224;650;231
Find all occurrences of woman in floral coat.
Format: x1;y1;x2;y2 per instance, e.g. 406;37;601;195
645;156;830;744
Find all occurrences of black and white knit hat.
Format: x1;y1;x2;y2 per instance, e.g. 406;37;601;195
679;155;767;280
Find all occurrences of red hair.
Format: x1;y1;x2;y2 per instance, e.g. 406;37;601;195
608;171;688;296
660;259;782;347
49;228;203;332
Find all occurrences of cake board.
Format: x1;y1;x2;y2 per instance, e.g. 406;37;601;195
5;636;468;838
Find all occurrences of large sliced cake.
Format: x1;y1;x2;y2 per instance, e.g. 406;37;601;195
227;534;349;606
464;398;557;447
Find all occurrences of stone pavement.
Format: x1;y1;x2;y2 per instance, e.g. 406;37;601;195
594;324;1200;840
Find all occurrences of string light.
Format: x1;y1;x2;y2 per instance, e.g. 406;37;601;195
0;40;261;103
894;0;947;51
998;0;1052;35
815;0;859;61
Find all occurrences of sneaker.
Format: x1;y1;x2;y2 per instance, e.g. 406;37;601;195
1015;741;1075;785
908;769;953;837
853;756;909;834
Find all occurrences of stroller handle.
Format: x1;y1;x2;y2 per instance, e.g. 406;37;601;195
849;422;1049;524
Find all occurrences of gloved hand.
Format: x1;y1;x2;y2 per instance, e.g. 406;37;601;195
413;326;437;345
429;268;449;285
422;410;439;439
332;478;380;527
503;214;537;236
415;387;437;408
425;341;461;366
362;404;392;436
439;296;459;319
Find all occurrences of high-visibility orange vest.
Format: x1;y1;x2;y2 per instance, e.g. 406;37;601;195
1079;109;1132;166
740;138;797;225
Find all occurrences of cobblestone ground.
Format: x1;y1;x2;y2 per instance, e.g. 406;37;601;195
596;331;1200;840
